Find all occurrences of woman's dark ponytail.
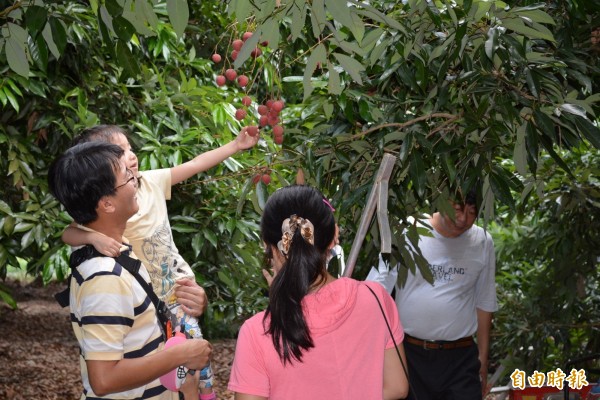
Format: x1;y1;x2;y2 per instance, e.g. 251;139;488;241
261;186;335;365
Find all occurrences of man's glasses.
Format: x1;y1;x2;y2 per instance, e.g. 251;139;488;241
114;169;137;190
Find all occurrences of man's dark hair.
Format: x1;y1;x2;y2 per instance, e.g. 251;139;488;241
464;187;478;208
48;142;124;224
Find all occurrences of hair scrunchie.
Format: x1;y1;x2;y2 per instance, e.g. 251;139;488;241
277;214;314;255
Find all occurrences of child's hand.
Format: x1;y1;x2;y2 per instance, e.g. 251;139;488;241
91;235;123;257
179;370;200;400
235;126;260;151
175;279;208;317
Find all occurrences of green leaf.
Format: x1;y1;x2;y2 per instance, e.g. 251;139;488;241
171;224;197;233
290;2;307;41
0;287;17;310
25;5;48;37
203;229;218;248
0;200;11;215
228;0;252;21
41;22;59;58
534;110;556;138
409;151;426;199
525;68;540;99
489;169;513;207
6;36;29;78
311;0;326;38
3;86;21;113
327;61;342;95
327;0;364;42
255;182;268;210
514;9;556;25
116;40;141;79
113;15;136;42
558;103;588;119
501;17;555;42
105;0;124;16
333;53;365;85
354;4;405;32
513;122;528;176
304;43;327;100
574;117;600;150
49;17;67;54
259;18;280;53
485;26;499;60
0;89;7;107
167;0;189;39
30;34;48;71
233;28;260;70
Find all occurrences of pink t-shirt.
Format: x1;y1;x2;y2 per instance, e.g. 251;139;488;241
228;278;404;399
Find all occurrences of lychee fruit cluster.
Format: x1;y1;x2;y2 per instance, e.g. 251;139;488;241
210;30;285;152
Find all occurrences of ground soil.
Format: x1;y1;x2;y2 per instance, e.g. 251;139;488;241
0;278;236;400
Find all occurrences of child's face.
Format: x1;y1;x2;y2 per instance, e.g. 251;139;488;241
111;133;139;177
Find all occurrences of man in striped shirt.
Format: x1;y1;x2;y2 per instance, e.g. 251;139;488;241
48;141;212;399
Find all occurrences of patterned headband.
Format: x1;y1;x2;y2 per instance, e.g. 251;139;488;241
277;214;314;256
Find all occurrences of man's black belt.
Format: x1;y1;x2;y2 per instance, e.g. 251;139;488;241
405;334;474;350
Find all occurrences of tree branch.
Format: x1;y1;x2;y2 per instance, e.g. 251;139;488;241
350;112;461;140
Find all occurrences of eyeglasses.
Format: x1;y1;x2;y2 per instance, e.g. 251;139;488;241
114;169;137;190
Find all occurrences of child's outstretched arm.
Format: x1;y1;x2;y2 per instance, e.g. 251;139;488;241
62;223;123;257
170;126;259;185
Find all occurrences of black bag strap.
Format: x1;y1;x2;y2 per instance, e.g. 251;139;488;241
363;283;415;399
55;245;170;338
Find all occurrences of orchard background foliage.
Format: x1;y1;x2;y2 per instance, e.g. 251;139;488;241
1;0;599;384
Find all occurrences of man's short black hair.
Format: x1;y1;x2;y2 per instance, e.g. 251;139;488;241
464;188;478;208
48;142;124;224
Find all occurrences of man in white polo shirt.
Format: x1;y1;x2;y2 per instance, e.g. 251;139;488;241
370;188;497;400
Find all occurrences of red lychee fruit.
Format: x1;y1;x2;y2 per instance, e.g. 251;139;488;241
274;134;284;145
235;108;247;121
272;125;284;136
216;75;226;86
266;99;274;109
250;48;262;58
271;100;284;112
259;115;269;127
267;115;279;126
246;125;259;137
261;174;271;185
225;68;237;81
257;105;269;116
260;40;269;47
237;75;249;87
252;174;261;184
242;32;253;41
231;50;239;61
241;96;252;106
211;53;222;63
232;39;244;51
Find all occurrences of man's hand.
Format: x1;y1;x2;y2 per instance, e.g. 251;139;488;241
175;279;207;317
480;362;490;397
181;339;213;371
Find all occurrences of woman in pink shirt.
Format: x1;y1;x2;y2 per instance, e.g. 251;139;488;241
228;185;409;400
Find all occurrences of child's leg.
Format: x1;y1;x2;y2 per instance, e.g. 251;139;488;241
176;308;216;399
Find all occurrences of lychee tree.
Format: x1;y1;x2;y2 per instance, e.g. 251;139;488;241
223;0;599;273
